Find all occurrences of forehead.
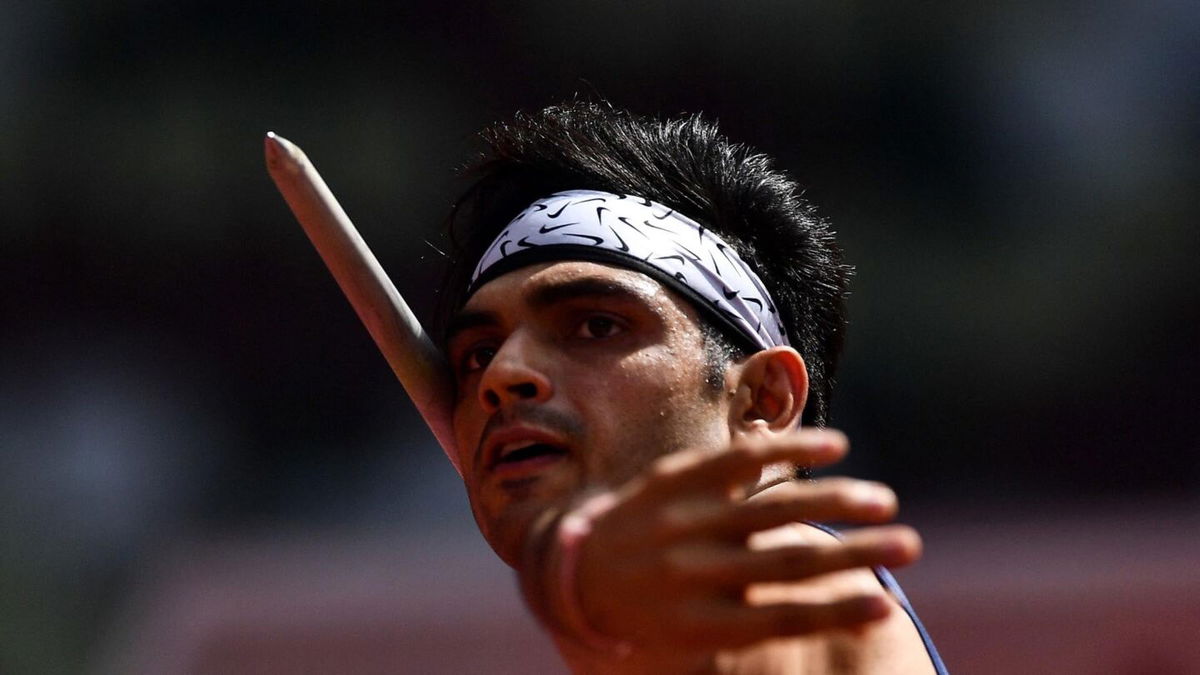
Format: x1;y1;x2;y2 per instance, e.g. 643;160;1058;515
457;260;700;325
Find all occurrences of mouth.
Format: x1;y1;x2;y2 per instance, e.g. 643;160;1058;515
492;439;566;470
484;429;571;476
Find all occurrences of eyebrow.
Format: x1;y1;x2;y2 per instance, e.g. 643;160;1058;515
445;277;650;345
528;276;647;309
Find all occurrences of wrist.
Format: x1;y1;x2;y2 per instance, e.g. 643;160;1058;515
519;493;634;658
555;493;632;656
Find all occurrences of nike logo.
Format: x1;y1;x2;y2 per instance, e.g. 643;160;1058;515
517;237;540;248
515;204;546;222
655;254;685;265
538;222;577;233
722;286;738;300
677;243;702;261
616;217;645;236
565;233;604;245
608;226;630;252
551;197;602;217
715;243;745;278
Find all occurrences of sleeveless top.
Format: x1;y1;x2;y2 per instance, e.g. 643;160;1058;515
807;522;948;674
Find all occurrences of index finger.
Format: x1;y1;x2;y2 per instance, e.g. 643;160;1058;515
642;430;850;497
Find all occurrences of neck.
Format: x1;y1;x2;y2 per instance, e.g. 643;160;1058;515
750;462;797;497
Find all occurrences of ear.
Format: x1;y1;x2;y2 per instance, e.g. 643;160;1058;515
728;347;809;439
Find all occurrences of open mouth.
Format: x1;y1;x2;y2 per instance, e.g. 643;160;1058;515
492;441;568;470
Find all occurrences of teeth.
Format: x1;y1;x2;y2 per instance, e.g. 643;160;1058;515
499;440;538;457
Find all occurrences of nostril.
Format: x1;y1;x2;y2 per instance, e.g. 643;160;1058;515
483;390;501;408
508;382;538;399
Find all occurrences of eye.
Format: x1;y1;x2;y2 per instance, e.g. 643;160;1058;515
460;345;497;373
575;315;624;339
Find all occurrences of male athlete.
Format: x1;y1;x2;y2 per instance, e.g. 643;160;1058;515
437;101;946;673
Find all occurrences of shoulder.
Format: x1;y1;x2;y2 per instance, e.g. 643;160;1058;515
733;522;937;675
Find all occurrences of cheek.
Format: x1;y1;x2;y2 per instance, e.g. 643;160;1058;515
582;348;726;478
451;403;486;473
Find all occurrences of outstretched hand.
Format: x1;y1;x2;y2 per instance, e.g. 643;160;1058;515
532;429;921;655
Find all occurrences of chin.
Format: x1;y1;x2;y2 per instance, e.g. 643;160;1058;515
477;500;552;568
477;462;583;553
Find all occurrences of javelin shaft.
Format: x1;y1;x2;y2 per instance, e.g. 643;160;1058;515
264;132;460;475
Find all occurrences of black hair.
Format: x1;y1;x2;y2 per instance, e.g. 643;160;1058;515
439;100;851;427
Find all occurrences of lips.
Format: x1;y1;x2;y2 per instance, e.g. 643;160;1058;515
483;426;570;475
496;440;567;463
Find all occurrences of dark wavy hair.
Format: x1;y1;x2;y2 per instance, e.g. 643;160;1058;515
439;100;851;427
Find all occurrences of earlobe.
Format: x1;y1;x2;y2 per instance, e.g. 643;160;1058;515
729;347;809;436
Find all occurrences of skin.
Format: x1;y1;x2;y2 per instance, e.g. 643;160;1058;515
447;260;933;674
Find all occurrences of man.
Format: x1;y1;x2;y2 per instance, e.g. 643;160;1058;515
437;101;946;673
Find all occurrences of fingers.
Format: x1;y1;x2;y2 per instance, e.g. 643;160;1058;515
642;430;850;498
650;478;897;541
566;427;925;652
710;479;898;536
666;525;922;587
683;594;893;649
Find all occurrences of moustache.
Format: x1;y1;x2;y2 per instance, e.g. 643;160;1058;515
474;403;585;468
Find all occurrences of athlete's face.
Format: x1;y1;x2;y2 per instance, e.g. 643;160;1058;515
447;261;732;565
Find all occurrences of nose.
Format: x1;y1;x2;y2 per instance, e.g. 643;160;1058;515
477;333;553;413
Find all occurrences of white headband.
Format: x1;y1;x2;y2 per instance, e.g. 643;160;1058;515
468;190;789;350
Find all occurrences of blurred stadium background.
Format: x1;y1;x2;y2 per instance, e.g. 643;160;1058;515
2;1;1197;673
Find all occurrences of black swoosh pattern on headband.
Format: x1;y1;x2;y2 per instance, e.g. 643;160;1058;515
716;243;745;279
677;243;702;262
469;189;790;350
564;233;604;245
616;216;646;237
608;226;630;252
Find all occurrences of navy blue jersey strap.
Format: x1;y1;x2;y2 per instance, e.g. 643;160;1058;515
872;564;949;674
803;521;949;674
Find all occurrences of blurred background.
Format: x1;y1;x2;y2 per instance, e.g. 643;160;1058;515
2;1;1198;673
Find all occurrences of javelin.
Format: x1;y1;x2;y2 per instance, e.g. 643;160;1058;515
264;132;461;475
